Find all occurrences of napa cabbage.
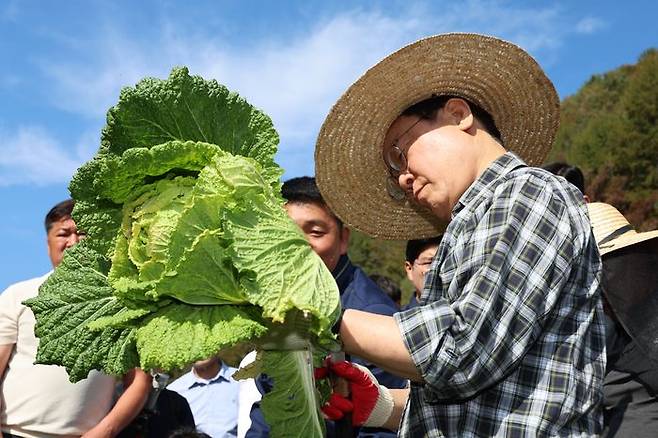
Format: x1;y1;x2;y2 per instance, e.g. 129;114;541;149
24;67;340;438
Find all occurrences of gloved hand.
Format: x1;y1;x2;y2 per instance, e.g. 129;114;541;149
318;360;394;428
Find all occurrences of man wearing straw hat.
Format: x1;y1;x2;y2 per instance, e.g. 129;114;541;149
587;202;658;437
314;33;606;436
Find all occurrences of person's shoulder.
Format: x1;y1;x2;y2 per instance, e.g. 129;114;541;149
167;371;195;392
0;272;51;302
499;166;583;205
4;272;51;291
344;267;398;315
499;166;592;241
503;165;560;187
222;363;240;383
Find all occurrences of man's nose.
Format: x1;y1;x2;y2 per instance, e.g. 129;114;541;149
398;171;414;193
67;234;81;247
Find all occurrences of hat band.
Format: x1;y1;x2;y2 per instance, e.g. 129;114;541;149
599;224;634;246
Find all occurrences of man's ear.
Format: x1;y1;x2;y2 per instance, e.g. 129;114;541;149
444;98;474;132
404;261;414;282
339;226;351;255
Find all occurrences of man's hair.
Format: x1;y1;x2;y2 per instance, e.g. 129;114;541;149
541;162;585;194
369;274;401;304
281;176;343;227
45;199;75;232
405;236;443;263
402;95;502;143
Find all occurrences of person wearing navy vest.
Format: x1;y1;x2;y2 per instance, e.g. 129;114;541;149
245;177;406;438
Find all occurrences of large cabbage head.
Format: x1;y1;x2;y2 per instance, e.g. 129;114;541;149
25;67;340;381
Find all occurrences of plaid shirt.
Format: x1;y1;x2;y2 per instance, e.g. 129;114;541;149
394;153;606;437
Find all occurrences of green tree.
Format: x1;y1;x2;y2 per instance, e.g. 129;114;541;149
548;47;658;231
347;230;415;304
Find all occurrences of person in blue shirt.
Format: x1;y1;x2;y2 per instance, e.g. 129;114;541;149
369;275;401;309
402;237;441;310
168;356;239;438
245;176;407;438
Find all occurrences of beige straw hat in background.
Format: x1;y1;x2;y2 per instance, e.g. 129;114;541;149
315;33;560;240
587;202;658;256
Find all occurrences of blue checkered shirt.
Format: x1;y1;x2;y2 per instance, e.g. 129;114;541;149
394;153;606;437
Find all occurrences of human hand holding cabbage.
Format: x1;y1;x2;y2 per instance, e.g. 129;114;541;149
315;360;395;428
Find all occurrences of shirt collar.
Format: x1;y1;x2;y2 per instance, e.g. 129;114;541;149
332;254;354;294
452;152;526;217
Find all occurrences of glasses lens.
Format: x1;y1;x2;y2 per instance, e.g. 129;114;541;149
386;145;406;174
386;176;406;201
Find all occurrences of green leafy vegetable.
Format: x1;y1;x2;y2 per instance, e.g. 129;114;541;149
28;243;141;380
24;67;339;438
261;351;327;437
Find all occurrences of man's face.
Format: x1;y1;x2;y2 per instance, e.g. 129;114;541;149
382;99;480;221
285;202;350;272
47;217;82;267
405;244;439;296
193;356;219;370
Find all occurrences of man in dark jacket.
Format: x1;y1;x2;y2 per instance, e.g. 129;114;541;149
246;177;407;438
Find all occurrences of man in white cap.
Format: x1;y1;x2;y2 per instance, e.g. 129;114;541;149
314;33;606;436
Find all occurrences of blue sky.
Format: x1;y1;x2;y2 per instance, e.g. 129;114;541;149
1;0;656;290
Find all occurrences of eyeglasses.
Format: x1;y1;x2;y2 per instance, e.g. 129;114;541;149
413;259;433;268
383;117;424;200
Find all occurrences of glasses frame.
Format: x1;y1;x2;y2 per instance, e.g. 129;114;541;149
383;117;424;200
413;258;433;268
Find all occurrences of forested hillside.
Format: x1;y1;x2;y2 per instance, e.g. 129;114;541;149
548;48;658;230
348;230;411;302
348;48;658;302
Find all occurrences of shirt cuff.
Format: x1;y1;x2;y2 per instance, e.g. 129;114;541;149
393;298;455;377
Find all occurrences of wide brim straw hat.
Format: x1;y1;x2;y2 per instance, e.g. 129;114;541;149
587;202;658;256
315;33;560;240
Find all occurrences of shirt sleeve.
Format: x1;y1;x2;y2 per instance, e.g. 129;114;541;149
394;174;585;400
0;286;19;345
237;377;262;437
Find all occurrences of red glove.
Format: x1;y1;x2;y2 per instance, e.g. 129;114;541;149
318;361;394;428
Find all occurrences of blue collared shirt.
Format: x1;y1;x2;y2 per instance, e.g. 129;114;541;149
168;361;239;438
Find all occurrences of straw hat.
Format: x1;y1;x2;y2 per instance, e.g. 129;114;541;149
587;202;658;256
315;33;559;239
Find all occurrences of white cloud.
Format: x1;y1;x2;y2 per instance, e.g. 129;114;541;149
0;126;91;186
575;17;606;34
30;1;579;180
190;11;420;146
37;9;418;141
